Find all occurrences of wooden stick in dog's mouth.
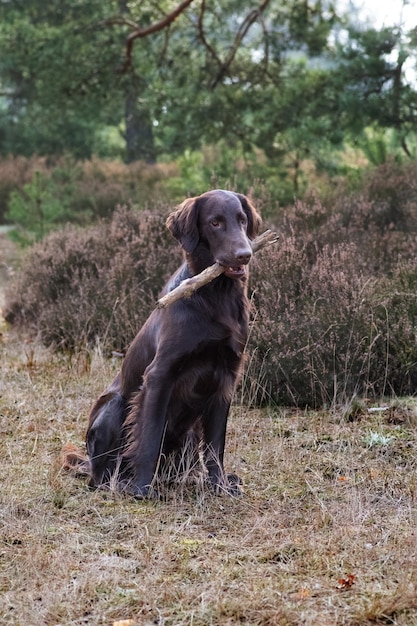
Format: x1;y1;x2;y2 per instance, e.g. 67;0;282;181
157;229;279;309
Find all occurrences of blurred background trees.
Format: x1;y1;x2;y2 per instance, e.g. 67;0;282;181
0;0;415;199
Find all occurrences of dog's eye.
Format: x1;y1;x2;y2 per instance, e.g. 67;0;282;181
211;219;220;227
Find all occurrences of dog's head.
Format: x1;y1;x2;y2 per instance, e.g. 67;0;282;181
166;190;262;257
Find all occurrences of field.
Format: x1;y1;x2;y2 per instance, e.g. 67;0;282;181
1;235;417;626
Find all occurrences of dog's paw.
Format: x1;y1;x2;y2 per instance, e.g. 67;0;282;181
209;474;244;497
131;484;160;501
227;473;243;487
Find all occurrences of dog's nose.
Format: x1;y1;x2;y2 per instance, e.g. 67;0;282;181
235;248;252;265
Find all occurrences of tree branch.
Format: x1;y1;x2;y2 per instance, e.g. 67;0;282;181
211;0;272;88
117;0;196;73
195;0;272;88
157;229;279;308
197;0;225;72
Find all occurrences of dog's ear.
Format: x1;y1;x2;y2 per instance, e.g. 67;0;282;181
166;197;200;253
236;193;262;239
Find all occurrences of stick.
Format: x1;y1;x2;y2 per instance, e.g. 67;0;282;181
157;229;279;308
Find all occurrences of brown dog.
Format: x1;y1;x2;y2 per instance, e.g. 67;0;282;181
63;190;261;498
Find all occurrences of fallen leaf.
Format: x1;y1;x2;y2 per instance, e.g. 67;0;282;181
337;573;356;590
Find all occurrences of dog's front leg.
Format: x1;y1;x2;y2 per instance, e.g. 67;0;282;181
125;368;174;499
203;397;242;496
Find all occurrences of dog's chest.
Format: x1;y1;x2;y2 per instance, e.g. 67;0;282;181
205;290;249;352
172;341;240;408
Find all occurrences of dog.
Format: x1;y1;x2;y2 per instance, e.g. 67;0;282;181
62;189;261;498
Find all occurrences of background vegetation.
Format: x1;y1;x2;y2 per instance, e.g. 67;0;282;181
5;160;417;407
1;0;416;200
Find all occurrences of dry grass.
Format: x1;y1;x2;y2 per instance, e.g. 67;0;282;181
1;229;417;626
1;325;417;626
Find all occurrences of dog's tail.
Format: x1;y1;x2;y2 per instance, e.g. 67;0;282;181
60;443;91;477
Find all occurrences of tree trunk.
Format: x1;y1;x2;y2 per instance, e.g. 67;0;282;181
119;0;156;164
124;86;156;164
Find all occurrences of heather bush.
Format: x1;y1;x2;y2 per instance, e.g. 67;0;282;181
377;262;417;393
73;158;177;218
5;206;181;351
244;169;417;405
248;241;390;406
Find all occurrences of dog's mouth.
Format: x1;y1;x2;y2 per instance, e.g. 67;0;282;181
223;265;247;279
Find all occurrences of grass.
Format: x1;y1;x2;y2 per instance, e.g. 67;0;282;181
1;235;417;626
0;330;416;626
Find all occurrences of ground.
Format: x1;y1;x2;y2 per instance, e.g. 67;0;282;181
0;231;416;625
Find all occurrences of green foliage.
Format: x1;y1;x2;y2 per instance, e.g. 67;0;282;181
333;25;417;155
1;152;294;236
0;0;125;158
5;160;99;243
164;150;208;199
1;156;177;241
163;143;295;206
6;171;70;243
2;0;415;190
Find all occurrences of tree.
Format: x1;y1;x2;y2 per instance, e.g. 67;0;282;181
333;24;417;158
0;0;124;157
0;1;340;162
0;0;415;180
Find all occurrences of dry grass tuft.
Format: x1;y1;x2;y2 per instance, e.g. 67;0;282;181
1;326;416;625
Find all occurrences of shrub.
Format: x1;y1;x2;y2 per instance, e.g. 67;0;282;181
5;206;182;351
6;171;74;243
0;155;51;223
1;156;178;237
377;262;417;394
248;241;391;406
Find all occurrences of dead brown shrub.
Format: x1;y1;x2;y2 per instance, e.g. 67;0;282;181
5;206;181;351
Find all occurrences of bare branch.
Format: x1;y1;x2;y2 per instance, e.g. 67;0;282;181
118;0;196;73
211;0;272;88
197;0;225;71
157;229;279;309
195;0;272;88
